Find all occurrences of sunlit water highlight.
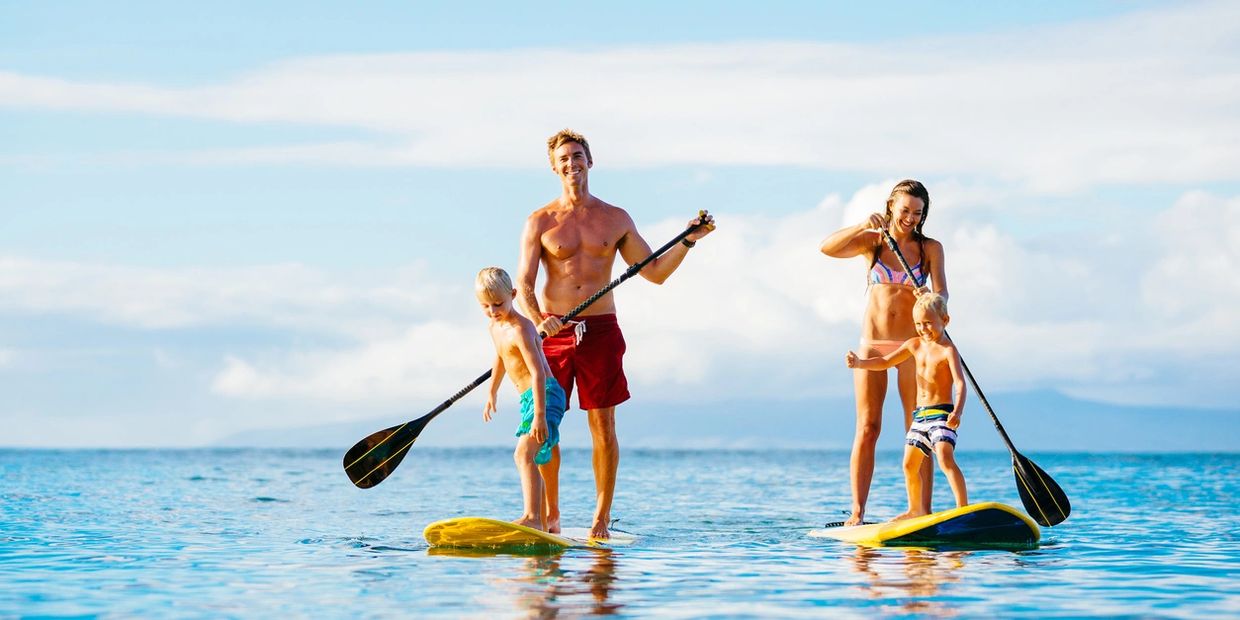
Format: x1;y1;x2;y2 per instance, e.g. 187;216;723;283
2;449;1237;617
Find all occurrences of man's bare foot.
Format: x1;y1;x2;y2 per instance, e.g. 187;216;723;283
513;515;544;531
890;510;927;522
843;511;864;527
589;519;610;540
544;513;561;534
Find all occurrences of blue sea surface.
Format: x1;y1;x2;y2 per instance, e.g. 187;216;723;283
2;448;1237;617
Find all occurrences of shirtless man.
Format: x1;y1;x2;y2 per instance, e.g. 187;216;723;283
517;129;715;539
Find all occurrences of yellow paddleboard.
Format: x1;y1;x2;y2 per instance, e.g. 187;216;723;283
808;502;1040;547
424;517;636;550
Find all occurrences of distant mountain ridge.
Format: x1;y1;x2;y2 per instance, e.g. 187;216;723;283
214;389;1239;453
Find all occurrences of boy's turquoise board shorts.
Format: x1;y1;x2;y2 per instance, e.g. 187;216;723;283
516;378;566;465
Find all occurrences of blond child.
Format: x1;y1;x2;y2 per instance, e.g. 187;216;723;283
476;267;567;531
845;293;967;520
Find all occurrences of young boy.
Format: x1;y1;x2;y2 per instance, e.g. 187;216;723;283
476;267;567;531
845;293;968;521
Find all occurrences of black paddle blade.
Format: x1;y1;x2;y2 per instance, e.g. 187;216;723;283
1012;453;1071;527
343;414;434;489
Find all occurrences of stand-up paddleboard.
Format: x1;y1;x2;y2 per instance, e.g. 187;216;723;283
808;502;1040;547
561;527;638;547
424;517;637;550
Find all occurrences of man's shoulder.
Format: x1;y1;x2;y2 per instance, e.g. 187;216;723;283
589;198;634;229
524;201;563;233
528;199;561;219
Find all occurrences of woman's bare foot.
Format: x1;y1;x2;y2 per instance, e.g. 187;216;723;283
544;513;561;534
843;511;864;527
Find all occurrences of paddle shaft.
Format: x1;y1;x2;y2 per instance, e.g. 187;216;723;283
876;229;1020;454
424;216;708;425
344;215;709;486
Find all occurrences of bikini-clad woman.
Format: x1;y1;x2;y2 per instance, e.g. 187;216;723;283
819;180;948;526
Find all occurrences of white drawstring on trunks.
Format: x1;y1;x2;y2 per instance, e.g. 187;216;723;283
572;319;587;345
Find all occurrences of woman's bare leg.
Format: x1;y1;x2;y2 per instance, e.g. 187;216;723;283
847;361;887;526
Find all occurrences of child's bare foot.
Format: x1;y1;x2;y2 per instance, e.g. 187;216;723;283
544;513;561;534
890;509;928;522
843;511;864;527
513;515;544;531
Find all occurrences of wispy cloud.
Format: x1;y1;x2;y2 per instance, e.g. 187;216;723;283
0;257;452;339
2;2;1237;190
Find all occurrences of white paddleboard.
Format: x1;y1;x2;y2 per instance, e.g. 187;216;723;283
561;527;639;547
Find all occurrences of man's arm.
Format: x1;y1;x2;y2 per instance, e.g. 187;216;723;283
517;214;562;336
619;211;715;285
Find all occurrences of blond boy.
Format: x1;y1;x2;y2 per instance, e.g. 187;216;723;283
476;267;567;531
845;293;968;520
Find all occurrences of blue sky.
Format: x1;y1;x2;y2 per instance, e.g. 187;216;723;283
2;1;1237;448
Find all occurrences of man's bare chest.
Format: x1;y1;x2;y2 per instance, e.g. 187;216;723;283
541;222;621;261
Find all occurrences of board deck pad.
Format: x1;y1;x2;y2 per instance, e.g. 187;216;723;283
424;517;637;550
808;502;1040;547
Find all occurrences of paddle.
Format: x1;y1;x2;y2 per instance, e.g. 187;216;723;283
877;228;1071;526
343;212;712;489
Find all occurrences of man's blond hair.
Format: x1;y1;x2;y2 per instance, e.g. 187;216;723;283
915;293;949;319
547;128;592;165
476;267;514;298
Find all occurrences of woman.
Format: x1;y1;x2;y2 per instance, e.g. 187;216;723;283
819;180;949;526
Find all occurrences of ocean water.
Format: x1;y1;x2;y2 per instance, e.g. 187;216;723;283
2;448;1237;618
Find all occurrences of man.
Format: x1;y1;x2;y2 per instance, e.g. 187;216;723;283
516;128;715;539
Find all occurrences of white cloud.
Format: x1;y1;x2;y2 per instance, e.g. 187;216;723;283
1142;191;1240;351
197;187;1233;410
0;257;453;339
2;3;1237;190
3;186;1234;413
211;320;491;405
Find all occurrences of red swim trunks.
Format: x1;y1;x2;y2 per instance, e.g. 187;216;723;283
541;313;630;411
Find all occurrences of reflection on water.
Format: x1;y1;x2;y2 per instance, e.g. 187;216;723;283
850;546;967;616
428;548;622;617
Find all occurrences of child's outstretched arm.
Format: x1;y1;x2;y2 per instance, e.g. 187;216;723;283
845;341;914;370
947;346;966;428
514;324;548;444
483;354;505;422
